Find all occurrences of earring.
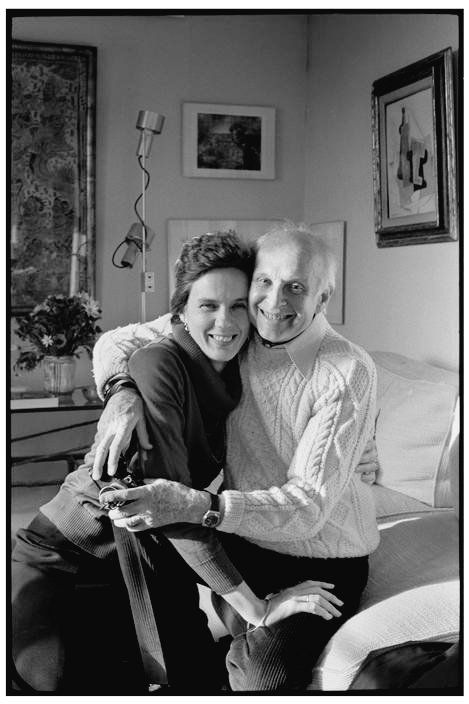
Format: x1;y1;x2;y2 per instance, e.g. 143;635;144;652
183;321;189;334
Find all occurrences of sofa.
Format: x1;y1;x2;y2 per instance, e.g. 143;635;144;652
11;351;460;691
201;351;460;689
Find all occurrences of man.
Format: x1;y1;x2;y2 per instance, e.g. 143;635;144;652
91;222;380;691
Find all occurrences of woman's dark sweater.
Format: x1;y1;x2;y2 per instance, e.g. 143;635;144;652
41;321;244;594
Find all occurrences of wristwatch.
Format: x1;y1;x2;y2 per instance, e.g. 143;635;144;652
201;492;222;528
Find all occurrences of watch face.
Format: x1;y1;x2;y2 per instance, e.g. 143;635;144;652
203;510;220;528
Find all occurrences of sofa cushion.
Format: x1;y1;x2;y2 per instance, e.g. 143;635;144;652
370;352;459;507
309;509;459;690
371;484;436;519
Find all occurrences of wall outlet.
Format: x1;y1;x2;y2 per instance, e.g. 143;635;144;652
143;272;155;292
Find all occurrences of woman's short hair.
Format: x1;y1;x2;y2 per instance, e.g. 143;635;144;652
170;230;255;314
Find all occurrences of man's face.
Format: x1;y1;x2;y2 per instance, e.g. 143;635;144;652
248;237;324;343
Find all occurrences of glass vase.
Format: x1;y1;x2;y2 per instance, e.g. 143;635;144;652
43;355;76;395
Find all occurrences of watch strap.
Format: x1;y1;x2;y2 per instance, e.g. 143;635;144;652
206;491;220;512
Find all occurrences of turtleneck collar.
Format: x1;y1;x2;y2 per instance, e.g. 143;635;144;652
170;315;242;409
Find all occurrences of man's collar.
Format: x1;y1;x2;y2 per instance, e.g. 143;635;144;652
255;313;328;379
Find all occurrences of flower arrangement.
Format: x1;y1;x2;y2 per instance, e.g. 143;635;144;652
13;292;102;372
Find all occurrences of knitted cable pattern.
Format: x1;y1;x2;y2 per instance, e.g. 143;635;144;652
220;328;380;558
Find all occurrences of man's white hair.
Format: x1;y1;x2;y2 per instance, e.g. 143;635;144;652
256;221;337;294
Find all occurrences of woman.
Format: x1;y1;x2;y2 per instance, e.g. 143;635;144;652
12;232;342;694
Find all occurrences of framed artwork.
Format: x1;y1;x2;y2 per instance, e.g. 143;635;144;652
167;219;345;325
11;40;97;313
182;103;275;179
372;48;457;247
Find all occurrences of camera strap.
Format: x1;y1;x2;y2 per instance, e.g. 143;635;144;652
112;523;168;691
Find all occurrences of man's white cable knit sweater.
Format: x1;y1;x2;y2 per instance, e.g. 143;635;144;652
93;312;380;560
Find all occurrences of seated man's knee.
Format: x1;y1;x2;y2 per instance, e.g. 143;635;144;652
226;628;291;692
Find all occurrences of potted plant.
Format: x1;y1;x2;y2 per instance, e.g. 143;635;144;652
13;292;102;394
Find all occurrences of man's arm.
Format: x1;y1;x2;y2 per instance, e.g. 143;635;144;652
91;314;172;477
217;355;378;544
93;313;172;397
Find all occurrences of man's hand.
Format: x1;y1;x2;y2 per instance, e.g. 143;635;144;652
355;437;380;485
91;388;152;480
105;479;210;530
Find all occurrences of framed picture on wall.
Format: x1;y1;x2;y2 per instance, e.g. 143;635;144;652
167;219;345;325
11;40;97;313
182;103;276;179
371;48;458;247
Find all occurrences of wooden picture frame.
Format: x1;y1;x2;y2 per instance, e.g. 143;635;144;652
371;48;457;247
11;40;97;312
182;103;275;179
167;219;345;325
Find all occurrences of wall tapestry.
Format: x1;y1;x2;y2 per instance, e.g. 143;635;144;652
11;40;96;312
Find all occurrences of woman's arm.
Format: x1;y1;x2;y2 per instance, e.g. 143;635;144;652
223;579;343;627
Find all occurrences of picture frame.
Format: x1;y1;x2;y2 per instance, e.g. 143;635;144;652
182;103;276;179
11;40;97;313
167;219;345;325
371;48;457;247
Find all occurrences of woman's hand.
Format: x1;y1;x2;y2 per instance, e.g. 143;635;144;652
92;389;152;480
262;580;343;626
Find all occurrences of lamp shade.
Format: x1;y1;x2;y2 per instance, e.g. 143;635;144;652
136;110;165;157
120;223;156;268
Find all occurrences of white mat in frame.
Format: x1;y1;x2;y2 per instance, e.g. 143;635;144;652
167;220;345;324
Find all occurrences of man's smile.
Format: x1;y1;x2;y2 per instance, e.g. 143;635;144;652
258;307;293;321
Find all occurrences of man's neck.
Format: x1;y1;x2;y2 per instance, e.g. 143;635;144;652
257;315;316;348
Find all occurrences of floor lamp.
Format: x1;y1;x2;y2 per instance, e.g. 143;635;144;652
110;110;165;321
135;110;165;321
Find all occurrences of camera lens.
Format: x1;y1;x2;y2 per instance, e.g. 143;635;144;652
98;483;128;510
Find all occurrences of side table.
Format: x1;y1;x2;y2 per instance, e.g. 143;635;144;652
11;388;102;471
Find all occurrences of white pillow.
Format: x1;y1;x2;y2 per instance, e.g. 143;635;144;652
370;352;459;507
371;484;436;519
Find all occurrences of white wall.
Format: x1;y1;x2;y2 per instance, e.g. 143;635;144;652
11;11;460;393
304;13;459;371
13;14;308;332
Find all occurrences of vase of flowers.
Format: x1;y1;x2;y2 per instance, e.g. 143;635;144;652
13;292;102;395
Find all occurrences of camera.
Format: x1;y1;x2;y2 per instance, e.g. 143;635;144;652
98;433;144;510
